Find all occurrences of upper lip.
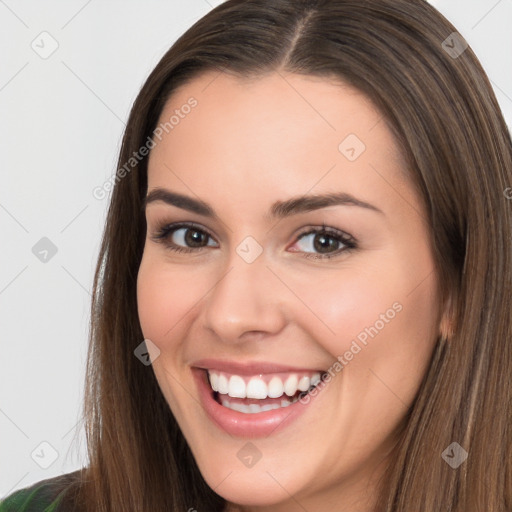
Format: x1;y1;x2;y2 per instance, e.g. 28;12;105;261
192;358;325;375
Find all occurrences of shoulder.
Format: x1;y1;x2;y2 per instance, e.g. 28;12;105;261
0;469;83;512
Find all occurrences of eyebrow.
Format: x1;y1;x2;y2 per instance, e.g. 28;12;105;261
142;187;384;220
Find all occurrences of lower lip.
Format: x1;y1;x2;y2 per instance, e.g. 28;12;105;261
192;368;322;438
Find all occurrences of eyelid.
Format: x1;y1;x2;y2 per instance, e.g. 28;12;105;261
150;220;218;245
150;220;357;259
293;223;356;244
289;224;357;259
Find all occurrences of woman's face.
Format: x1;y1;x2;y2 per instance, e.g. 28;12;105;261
137;71;445;510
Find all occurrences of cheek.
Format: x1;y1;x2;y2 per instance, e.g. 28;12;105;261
136;254;203;418
294;262;439;375
136;254;198;348
289;268;396;353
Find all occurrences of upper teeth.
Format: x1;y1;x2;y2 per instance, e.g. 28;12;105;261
207;370;322;399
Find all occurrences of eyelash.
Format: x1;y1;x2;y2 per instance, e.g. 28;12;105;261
150;221;357;260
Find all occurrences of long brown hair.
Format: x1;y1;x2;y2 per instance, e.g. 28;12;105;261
61;0;512;510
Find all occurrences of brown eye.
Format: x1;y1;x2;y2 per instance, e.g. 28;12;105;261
176;227;210;248
291;225;357;260
151;222;218;253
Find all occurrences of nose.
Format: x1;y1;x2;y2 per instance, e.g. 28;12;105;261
201;249;287;344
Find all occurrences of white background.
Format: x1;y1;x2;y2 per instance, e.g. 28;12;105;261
1;0;511;497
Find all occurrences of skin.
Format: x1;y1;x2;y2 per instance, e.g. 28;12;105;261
136;71;448;511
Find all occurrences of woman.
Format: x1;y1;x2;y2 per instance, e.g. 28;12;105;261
2;0;511;510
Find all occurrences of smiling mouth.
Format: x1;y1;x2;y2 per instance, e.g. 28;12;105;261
206;369;327;414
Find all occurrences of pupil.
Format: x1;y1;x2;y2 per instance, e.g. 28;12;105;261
314;234;337;253
186;229;206;247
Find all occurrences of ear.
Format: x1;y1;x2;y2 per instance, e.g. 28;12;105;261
438;292;455;340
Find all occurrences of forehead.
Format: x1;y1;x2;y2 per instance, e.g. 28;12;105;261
147;71;414;219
